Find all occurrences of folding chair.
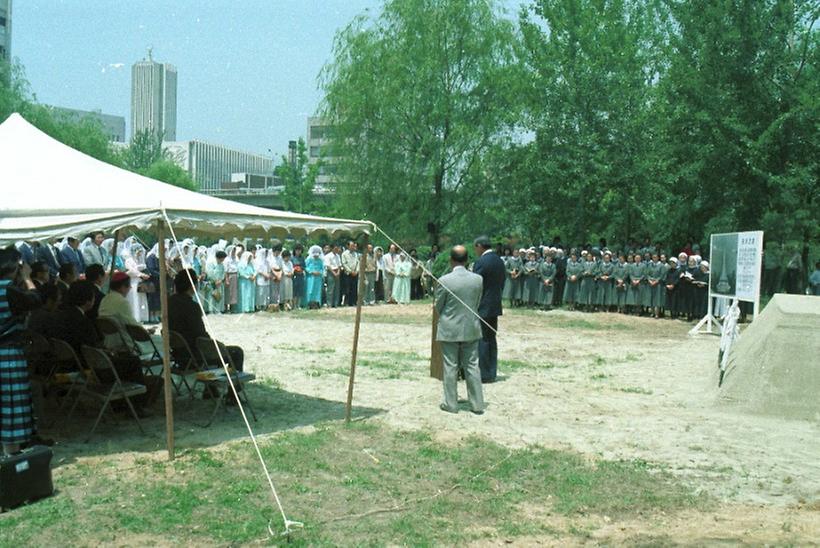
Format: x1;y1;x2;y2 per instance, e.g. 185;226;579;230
167;330;203;398
69;346;147;442
22;331;55;380
123;323;165;374
195;337;257;427
48;338;90;422
96;316;162;375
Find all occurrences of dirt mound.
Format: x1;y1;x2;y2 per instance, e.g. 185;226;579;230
719;294;820;421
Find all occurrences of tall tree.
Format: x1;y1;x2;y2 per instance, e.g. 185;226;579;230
275;138;319;214
320;0;520;244
517;0;663;245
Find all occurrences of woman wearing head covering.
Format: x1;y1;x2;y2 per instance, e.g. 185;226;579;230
254;247;271;311
204;246;227;314
268;243;284;310
281;249;295;310
237;251;256;313
506;249;524;307
223;244;240;313
539;252;556;310
374;246;386;303
145;241;164;322
563;251;582;311
305;245;325;309
393;252;411;304
124;242;150;323
291;244;306;309
612;254;628;313
522;250;540;307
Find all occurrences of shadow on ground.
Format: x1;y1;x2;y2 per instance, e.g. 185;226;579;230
37;382;383;468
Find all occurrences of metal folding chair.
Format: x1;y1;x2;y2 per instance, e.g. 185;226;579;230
69;346;147;442
123;323;164;374
48;338;90;423
167;330;203;398
96;316;162;375
194;336;257;427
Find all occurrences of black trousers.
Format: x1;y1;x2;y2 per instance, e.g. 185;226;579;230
478;316;498;382
343;273;359;306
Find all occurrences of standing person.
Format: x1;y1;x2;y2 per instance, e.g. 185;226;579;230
364;244;377;305
268;244;284;310
578;252;597;311
506;248;523;307
393;253;412;304
305;246;325;309
383;244;398;304
539;253;556;310
281;250;295;311
613;254;628;313
291;245;306;309
34;240;62;277
664;257;680;318
409;249;423;300
472;236;505;384
784;247;804;295
522;250;540;307
809;261;820;296
597;252;615;312
237;251;257;313
80;232;107;268
224;245;240;313
626;253;644;315
435;245;485;415
341;241;360;307
124;242;150;322
324;245;342;308
374;246;386;303
205;250;227;314
254;247;271;311
0;247;40;455
563;251;582;311
58;237;86;276
552;248;567;308
145;242;163;322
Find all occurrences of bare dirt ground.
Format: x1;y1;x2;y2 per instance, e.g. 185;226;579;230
202;302;820;545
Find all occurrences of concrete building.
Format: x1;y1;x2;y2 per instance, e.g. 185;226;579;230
306;116;340;189
48;106;126;142
131;50;177;140
164;140;273;193
0;0;11;62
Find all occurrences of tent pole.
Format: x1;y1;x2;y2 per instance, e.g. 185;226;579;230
156;221;175;460
345;233;369;423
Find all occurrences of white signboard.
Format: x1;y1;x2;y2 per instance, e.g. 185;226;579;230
709;231;763;302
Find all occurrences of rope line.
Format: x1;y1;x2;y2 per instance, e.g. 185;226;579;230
372;224;499;335
160;210;301;539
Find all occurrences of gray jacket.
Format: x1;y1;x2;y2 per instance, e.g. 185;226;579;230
435;266;483;342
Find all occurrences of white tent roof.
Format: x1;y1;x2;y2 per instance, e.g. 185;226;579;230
0;113;371;244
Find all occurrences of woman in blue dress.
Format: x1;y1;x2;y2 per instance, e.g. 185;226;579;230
305;245;324;309
237;251;256;313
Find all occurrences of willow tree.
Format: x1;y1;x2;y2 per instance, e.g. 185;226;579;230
320;0;519;245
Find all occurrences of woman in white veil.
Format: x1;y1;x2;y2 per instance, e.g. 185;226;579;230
223;244;239;313
254;246;271;310
124;241;150;322
237;250;256;313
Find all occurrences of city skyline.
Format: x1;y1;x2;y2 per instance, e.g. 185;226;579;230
11;1;385;156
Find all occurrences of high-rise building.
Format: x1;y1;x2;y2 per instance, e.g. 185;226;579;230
307;116;340;189
0;0;11;62
131;49;177;141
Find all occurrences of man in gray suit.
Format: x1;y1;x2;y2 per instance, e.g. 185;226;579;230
435;245;485;414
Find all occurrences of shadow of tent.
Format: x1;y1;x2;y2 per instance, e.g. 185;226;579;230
39;383;384;469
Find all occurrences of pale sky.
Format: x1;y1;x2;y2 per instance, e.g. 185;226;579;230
12;0;524;156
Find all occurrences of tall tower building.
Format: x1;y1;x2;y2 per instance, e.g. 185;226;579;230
130;48;177;140
0;0;12;62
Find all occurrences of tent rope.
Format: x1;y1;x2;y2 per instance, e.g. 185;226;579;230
160;209;302;539
371;224;499;335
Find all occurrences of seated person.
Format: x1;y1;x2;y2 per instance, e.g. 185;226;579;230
99;272;140;327
26;282;62;341
84;264;107;321
30;261;51;294
56;281;160;413
56;263;77;296
169;269;244;401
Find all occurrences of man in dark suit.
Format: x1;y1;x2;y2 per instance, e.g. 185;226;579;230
472;236;505;383
34;241;62;278
168;269;245;371
84;264;107;321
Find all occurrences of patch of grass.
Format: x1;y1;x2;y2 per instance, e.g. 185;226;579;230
277;343;335;354
0;422;707;546
304;366;349;378
500;359;562;371
617;386;654;395
590;373;609;380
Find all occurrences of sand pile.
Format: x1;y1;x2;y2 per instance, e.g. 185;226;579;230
719;294;820;421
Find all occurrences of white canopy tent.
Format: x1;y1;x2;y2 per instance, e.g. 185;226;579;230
0;113;373;458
